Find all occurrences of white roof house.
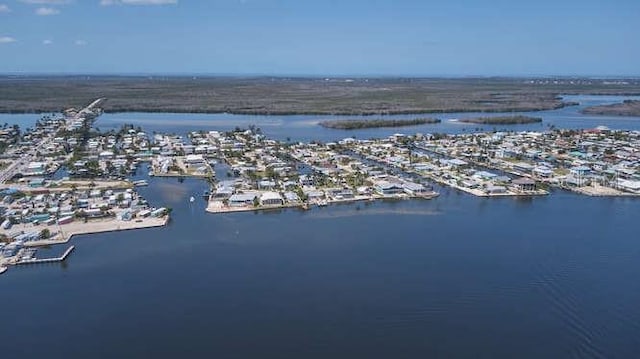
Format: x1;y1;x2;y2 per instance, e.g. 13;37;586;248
184;154;205;164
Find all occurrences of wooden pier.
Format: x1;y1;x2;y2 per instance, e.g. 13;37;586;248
16;245;75;265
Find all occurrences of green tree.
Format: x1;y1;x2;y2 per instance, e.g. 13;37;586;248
39;228;51;240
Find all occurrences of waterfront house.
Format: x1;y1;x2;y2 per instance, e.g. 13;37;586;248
374;181;405;196
512;178;537;192
303;189;325;201
228;193;256;207
283;191;300;203
260;192;284;206
402;182;429;195
485;185;507;194
328;188;355;199
617;179;640;193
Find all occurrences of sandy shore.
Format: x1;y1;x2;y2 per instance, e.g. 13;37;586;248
574;184;640;197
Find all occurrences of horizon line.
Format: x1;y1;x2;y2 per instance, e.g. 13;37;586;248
1;72;640;80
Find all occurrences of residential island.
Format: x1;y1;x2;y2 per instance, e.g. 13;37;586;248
1;98;640;276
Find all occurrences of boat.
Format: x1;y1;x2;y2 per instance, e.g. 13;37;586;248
132;180;148;187
21;249;36;261
0;266;7;275
318;199;328;207
189;196;195;203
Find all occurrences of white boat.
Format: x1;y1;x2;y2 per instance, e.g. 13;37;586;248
189;196;195;203
132;180;149;187
0;266;7;275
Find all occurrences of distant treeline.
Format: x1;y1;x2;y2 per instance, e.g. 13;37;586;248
319;118;441;130
458;115;542;125
0;77;610;115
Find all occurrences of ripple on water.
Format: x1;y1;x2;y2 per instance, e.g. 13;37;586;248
530;256;607;359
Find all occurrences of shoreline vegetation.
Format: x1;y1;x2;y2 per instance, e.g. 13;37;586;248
319;118;440;129
2;76;639;115
458;115;543;125
582;100;640;117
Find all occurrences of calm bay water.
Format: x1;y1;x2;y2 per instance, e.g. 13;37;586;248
1;95;640;358
91;95;640;142
2;95;640;143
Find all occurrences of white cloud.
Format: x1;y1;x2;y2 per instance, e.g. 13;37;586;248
0;4;10;13
20;0;71;4
101;0;177;5
0;36;16;43
43;39;53;45
75;39;87;46
35;7;60;15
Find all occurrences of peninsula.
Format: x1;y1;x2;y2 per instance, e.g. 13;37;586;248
319;118;440;130
582;100;640;117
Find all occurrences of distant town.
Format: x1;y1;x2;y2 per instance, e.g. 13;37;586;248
1;99;639;275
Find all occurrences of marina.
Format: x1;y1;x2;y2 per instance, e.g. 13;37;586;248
16;245;75;265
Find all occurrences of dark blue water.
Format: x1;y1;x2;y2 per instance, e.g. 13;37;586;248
1;177;639;358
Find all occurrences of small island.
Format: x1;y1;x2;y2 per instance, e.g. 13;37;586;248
582;100;640;117
458;115;542;125
319;118;441;130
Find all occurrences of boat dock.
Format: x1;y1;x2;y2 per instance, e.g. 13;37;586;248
16;245;75;265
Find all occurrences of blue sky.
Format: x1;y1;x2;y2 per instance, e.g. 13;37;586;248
0;0;638;76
